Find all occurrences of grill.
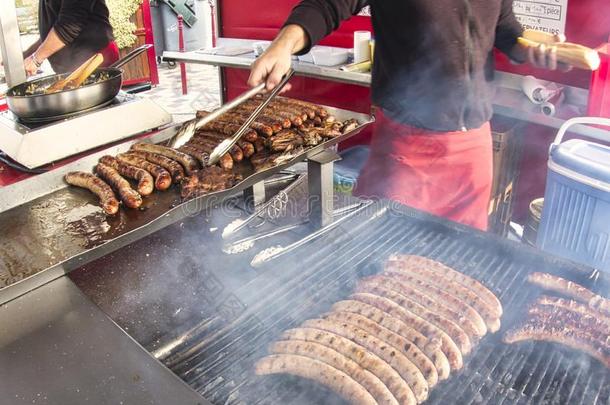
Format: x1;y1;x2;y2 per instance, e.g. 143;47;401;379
71;202;610;405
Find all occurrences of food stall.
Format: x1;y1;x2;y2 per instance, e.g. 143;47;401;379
1;0;610;404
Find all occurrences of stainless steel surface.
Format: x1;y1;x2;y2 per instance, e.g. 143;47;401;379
208;69;295;165
307;149;340;228
243;180;267;210
0;2;26;88
0;276;207;405
5;45;150;122
0;105;373;303
168;81;266;149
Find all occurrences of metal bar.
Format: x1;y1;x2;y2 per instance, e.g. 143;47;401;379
178;15;188;95
307;149;340;228
0;1;26;87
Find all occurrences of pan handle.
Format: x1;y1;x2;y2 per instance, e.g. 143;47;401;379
109;44;152;69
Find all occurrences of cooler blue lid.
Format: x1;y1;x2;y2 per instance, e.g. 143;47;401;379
551;139;610;185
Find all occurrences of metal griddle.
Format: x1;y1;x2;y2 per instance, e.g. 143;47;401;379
0;105;373;304
69;201;610;405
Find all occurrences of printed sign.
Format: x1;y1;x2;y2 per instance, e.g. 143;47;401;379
513;0;568;35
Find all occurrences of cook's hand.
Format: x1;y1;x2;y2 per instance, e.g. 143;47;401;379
23;55;40;76
247;25;308;92
526;38;572;72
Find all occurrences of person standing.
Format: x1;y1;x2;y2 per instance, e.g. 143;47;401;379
248;0;567;231
23;0;118;76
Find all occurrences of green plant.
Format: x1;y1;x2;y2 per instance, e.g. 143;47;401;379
106;0;143;49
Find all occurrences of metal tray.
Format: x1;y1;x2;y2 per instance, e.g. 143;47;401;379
0;105;373;304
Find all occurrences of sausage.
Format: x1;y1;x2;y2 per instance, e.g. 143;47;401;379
253;137;266;153
366;274;483;340
115;154;172;191
527;304;610;339
503;319;610;369
302;318;430;403
528;272;610;316
383;269;487;336
64;171;119;215
178;145;209;166
183;142;233;171
99;155;154;196
276;96;327;118
388;254;503;316
269;340;398;405
218;112;276;136
130;143;199;175
239;141;256;158
323;311;439;388
352;292;463;371
356;281;472;356
255;354;377;405
386;261;501;332
193;132;244;162
281;327;416;405
235;104;296;127
127;151;185;183
94;163;142;209
331;300;450;381
201;120;259;142
535;295;610;327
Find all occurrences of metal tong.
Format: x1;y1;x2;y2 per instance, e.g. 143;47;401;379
167;68;295;156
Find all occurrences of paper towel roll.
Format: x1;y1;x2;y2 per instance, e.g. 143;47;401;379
353;31;371;63
522;75;547;104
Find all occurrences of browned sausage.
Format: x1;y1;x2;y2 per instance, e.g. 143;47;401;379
385;260;501;332
365;274;483;340
276;96;327;118
233;105;294;129
269;340;398;404
99;155;154;196
201;120;259;142
193;132;245;162
65;171;119;215
535;295;610;327
281;327;416;405
183;142;233;171
383;269;487;336
94;163;142;209
218;112;275;136
323;311;439;387
255;354;377;405
127;151;185;183
130;143;199;175
352;292;464;371
240;141;256;157
331;300;450;381
302;318;430;403
388;254;503;316
115;153;172;191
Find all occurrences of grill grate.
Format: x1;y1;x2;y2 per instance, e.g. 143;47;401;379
156;204;610;404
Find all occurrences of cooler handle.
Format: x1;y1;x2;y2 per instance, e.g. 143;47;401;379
552;117;610;150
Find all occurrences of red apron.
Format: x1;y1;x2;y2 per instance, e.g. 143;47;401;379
100;41;120;67
354;109;493;231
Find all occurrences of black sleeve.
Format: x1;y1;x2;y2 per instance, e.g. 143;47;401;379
494;0;524;56
284;0;369;54
53;0;97;45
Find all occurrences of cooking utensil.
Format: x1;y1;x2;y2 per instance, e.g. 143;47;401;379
517;36;600;71
46;53;104;93
208;69;295;166
6;44;151;123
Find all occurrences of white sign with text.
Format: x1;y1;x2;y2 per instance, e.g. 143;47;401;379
513;0;568;35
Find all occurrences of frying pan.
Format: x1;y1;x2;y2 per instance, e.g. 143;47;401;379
5;45;151;123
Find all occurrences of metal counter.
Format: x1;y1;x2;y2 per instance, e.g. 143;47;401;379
164;37;610;141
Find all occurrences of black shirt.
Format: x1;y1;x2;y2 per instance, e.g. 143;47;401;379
285;0;523;131
39;0;114;73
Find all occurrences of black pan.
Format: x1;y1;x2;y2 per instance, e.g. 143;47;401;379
5;45;151;123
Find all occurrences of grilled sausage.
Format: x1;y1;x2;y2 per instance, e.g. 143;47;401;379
383;269;487;336
331;299;450;381
64;172;119;215
302;318;430;403
277;96;328;118
527;304;610;339
114;154;171;191
535;295;610;327
194;132;244;162
352;292;463;371
127;151;185;183
269;341;398;405
356;281;472;356
178;145;209;166
385;261;501;332
503;319;610;369
130;143;199;175
366;274;483;340
201;120;259;142
323;311;439;388
94;163;142;209
388;254;503;316
281;328;416;405
239;141;256;158
99;155;154;196
528;272;610;316
235;103;297;127
183;142;233;171
255;354;376;405
218;112;276;136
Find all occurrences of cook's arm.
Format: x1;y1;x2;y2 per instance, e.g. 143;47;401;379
248;0;369;90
